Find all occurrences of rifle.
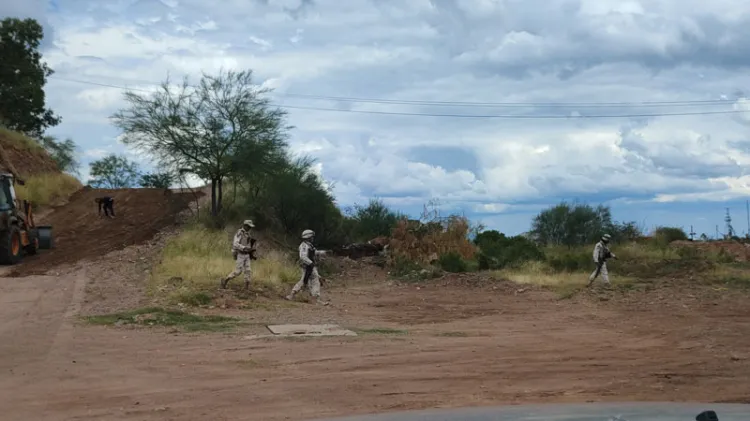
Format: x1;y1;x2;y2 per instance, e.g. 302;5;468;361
249;238;258;260
233;238;258;260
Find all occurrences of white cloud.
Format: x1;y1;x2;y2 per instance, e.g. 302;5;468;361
11;0;750;234
474;203;511;213
75;87;125;110
83;148;109;159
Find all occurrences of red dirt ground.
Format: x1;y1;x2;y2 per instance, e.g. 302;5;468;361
5;187;198;276
1;266;750;421
0;183;749;420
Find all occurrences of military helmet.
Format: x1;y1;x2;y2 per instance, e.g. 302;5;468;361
301;229;315;239
243;219;255;228
602;233;611;242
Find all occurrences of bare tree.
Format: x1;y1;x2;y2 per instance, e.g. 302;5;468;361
111;69;289;218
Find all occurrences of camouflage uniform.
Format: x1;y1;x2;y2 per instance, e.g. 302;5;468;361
286;229;327;304
588;234;616;286
220;220;256;290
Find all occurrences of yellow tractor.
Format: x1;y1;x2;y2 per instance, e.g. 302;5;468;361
0;173;52;264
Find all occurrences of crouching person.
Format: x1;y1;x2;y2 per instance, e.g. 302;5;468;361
286;229;329;305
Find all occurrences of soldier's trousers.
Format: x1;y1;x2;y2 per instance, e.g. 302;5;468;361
223;253;252;286
589;261;609;284
291;265;321;297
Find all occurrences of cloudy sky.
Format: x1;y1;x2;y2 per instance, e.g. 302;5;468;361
4;0;750;237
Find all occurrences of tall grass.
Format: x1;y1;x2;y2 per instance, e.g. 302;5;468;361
15;173;82;207
0;126;44;152
493;259;636;292
150;226;300;305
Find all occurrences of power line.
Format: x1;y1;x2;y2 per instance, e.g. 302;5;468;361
49;74;742;108
277;92;740;108
49;75;750;119
274;104;747;119
0;60;738;108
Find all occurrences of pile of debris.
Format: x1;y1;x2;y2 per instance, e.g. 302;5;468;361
332;236;389;260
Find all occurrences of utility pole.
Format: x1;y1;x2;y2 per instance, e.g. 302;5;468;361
689;225;696;241
725;208;735;239
746;200;749;239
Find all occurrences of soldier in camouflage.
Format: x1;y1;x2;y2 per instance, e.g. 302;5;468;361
220;219;257;290
588;233;616;287
286;229;329;305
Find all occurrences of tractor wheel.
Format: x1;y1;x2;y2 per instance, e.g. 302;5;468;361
25;228;39;256
0;226;23;265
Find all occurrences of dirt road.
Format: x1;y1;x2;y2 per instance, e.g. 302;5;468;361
2;268;750;421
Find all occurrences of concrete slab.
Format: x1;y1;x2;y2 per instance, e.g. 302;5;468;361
266;324;357;337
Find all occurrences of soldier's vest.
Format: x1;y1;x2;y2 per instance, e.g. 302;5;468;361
301;241;317;267
232;230;252;260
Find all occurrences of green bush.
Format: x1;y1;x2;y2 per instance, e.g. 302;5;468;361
474;230;545;270
546;251;592;273
234;156;347;248
653;226;688;243
389;256;442;282
390;256;424;278
438;252;468;273
344;199;402;242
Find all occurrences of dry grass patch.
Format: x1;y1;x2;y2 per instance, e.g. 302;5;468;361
0;126;44;152
150;226;299;305
706;264;750;288
15;172;81;207
493;260;637;298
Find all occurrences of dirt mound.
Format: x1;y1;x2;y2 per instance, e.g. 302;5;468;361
5;187;200;276
0;128;59;177
672;240;750;261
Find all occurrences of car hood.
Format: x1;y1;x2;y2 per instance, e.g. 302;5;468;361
311;402;748;421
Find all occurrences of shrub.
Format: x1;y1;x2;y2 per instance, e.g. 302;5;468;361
389;215;477;265
547;252;592;272
438;252;468;273
474;230;545;270
389;256;424;278
676;246;701;260
652;226;688;243
344;199;402;242
238;156;346;248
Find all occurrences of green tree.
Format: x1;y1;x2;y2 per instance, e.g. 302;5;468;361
241;156;344;247
111;69;289;218
139;172;174;188
474;230;545;270
531;201;642;247
530;202;613;247
0;18;60;137
89;154;140;188
652;226;688;243
39;135;78;174
345;199;402;241
611;221;642;242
